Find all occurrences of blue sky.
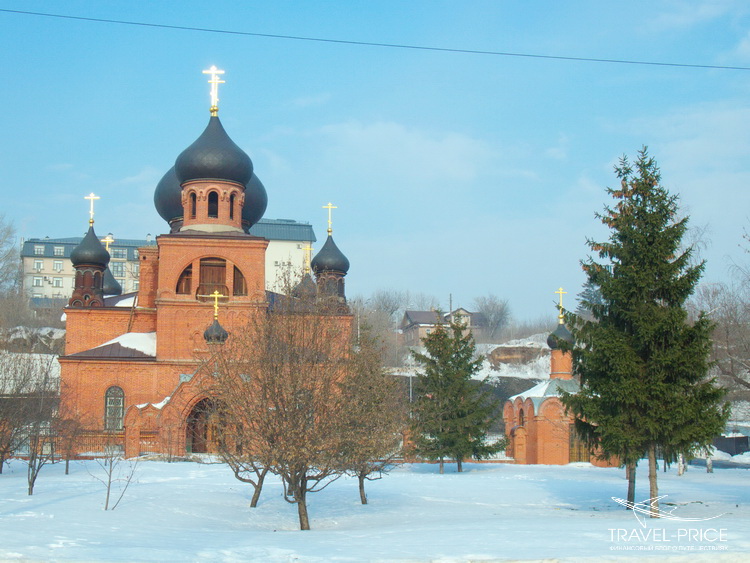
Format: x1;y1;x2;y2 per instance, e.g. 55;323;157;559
2;1;749;320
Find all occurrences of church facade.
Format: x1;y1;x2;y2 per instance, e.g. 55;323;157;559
503;308;615;467
58;68;352;459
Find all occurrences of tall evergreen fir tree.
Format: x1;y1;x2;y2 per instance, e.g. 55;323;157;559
563;148;729;516
410;319;502;473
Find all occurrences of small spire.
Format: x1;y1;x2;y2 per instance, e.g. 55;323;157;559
302;244;313;274
84;193;100;226
202;65;225;116
322;202;337;235
554;287;567;324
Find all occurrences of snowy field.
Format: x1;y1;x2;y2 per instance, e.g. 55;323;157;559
1;459;749;562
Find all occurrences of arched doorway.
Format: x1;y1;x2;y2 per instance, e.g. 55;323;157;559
512;426;528;464
186;398;220;454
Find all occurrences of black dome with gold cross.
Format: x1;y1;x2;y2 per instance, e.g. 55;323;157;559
153;66;267;232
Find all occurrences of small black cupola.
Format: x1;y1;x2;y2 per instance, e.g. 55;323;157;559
70;225;110;269
204;318;229;344
311;235;350;276
547;287;574;350
547;322;574;350
310;203;350;308
69;200;110;308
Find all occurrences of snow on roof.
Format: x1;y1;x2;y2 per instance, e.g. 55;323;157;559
116;296;136;307
96;332;157;357
508;378;580;410
136;395;171;410
153;396;171;409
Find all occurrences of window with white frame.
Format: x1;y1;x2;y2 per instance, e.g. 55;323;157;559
34;259;43;271
111;248;127;260
33;245;44;255
111;262;125;277
53;260;63;272
53;277;63;288
105;386;125;431
32;277;43;287
53;246;64;256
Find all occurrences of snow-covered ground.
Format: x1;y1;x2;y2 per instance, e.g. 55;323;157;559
1;458;748;562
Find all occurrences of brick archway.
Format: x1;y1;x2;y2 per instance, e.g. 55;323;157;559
185;397;221;454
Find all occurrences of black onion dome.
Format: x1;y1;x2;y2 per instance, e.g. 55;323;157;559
102;267;122;296
242;173;268;230
154;166;183;223
70;226;110;268
204;318;229;344
175;116;253;186
547;322;574;350
311;235;350;274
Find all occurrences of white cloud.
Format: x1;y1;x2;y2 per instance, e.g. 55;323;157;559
648;0;741;32
544;134;570;161
316;120;499;190
287;93;332;108
731;30;750;61
116;166;162;186
46;163;73;172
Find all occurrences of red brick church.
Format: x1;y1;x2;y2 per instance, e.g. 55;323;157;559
58;68;352;458
503;297;614;467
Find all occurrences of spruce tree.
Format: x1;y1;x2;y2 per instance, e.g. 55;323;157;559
411;319;502;473
563;148;729;516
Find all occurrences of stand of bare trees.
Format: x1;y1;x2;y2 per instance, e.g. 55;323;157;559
340;326;406;504
206;294;405;529
472;294;511;342
0;352;59;493
0;352;58;484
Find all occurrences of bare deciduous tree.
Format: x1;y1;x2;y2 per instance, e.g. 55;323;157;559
0;352;58;486
340;326;406;504
472;294;511;342
19;354;58;495
0;215;19;295
210;297;355;530
88;434;138;510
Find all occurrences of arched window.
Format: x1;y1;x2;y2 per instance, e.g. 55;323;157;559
189;192;197;219
229;193;236;220
197;258;227;298
105;386;125;431
233;266;247;296
519;408;525;427
208;191;219;218
176;265;192;294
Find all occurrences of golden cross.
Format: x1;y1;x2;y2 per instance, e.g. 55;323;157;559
322;202;337;235
101;234;115;251
197;289;227;319
302;244;313;273
84;193;100;226
202;65;225;116
555;287;567;323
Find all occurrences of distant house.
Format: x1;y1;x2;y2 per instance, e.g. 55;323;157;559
400;308;487;347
